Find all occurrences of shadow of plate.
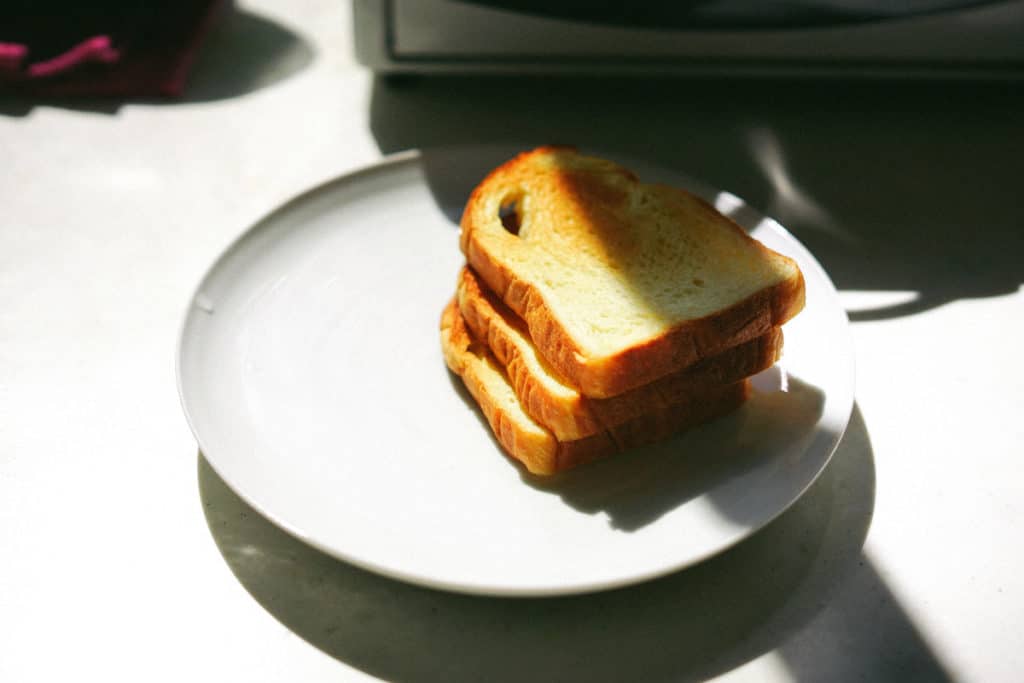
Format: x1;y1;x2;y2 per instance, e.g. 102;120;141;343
197;404;876;682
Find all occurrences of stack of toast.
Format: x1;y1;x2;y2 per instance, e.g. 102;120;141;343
441;147;806;475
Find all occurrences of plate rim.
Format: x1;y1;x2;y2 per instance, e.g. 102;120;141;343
176;146;856;597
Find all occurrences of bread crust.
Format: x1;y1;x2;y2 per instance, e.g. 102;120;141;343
457;266;782;441
441;299;749;475
460;147;805;398
551;379;749;474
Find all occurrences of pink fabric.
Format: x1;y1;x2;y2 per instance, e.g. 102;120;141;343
26;36;120;78
1;0;226;97
0;42;28;73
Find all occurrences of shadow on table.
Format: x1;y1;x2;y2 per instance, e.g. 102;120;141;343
371;75;1024;321
0;6;314;117
197;405;952;681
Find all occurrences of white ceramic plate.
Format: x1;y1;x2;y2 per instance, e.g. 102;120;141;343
177;147;854;597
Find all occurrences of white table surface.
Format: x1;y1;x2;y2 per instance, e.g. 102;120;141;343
2;2;1022;681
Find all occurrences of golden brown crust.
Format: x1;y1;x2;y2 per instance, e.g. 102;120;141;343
465;225;799;398
441;299;750;475
457;265;782;441
459;147;806;399
573;275;797;398
464;227;801;398
552;380;750;473
441;300;555;474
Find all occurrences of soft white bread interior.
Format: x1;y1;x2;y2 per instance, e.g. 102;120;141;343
459;146;804;398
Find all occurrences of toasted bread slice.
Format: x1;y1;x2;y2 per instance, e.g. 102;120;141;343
441;299;749;475
456;266;782;441
460;147;805;398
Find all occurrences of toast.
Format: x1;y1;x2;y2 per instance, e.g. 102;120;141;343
456;265;782;441
441;299;749;475
460;146;805;398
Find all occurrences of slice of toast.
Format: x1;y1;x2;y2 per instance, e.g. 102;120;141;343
460;146;805;398
456;266;782;442
441;299;749;475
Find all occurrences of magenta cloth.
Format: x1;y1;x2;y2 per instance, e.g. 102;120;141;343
0;0;228;97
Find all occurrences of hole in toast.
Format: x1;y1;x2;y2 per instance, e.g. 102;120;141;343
499;199;522;236
692;277;705;287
